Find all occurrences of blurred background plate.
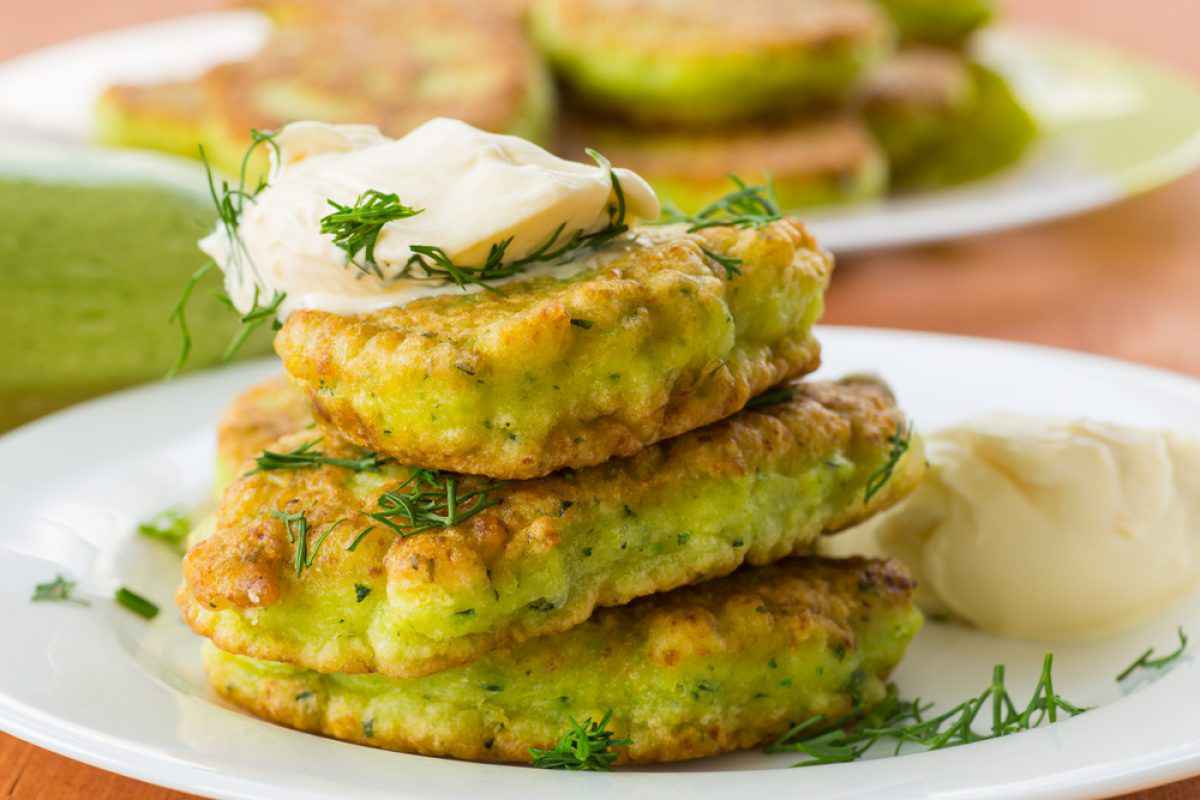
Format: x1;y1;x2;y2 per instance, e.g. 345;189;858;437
0;12;1198;253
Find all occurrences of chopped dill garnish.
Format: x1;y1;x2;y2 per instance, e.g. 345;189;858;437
369;469;501;537
658;175;782;232
320;189;423;277
767;654;1087;766
272;510;343;577
115;587;159;620
530;710;631;770
1117;627;1188;682
354;583;371;603
345;525;376;552
137;508;190;553
700;246;742;279
400;150;629;290
864;422;912;503
168;130;284;377
31;574;89;606
746;386;795;410
251;438;390;475
570;318;594;329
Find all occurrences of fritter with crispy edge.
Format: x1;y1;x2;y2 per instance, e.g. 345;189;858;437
863;52;1036;190
207;556;922;764
558;113;887;214
179;376;925;679
530;0;892;125
97;1;554;177
216;375;315;491
276;219;831;480
873;0;994;46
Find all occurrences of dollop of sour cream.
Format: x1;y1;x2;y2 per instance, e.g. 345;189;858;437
199;118;660;318
822;415;1200;641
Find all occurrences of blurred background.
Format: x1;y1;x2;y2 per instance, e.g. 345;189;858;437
0;1;1198;797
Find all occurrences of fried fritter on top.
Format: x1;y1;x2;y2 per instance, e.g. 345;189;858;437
530;0;893;125
179;376;925;679
207;556;922;764
215;374;315;490
276;219;831;481
558;113;887;214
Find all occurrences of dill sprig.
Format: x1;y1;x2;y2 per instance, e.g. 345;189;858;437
658;175;782;232
1117;627;1188;682
137;508;190;553
768;654;1087;767
700;246;742;279
320;189;424;278
168;129;284;378
530;710;631;770
115;587;159;620
369;469;501;537
864;421;912;503
250;438;390;475
270;510;344;577
399;149;630;290
31;574;89;606
746;386;795;410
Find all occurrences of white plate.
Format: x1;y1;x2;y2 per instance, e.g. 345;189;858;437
1;327;1199;799
1;13;1199;252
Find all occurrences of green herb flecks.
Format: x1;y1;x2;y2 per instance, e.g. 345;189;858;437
530;710;631;770
1117;627;1188;682
700;246;742;279
320;189;423;278
115;587;159;620
658;175;782;232
31;574;89;606
251;438;390;475
369;469;501;537
400;150;630;291
767;654;1087;766
746;386;795;410
137;507;191;553
864;422;912;503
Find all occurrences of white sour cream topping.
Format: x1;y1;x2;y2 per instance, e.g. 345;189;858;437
822;415;1200;641
199;118;660;318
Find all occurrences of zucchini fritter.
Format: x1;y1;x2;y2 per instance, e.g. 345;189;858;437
276;220;831;480
558;113;887;214
216;374;315;490
863;53;1036;190
530;0;892;125
179;376;925;678
206;556;922;764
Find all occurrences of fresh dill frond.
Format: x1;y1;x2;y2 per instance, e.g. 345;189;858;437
864;422;913;503
166;261;215;379
221;286;287;361
745;386;795;410
658;175;782;232
115;587;159;620
250;438;390;475
320;189;423;277
271;509;346;577
767;654;1088;767
700;246;742;279
1117;627;1188;682
369;469;501;537
31;574;89;606
345;525;376;552
401;150;630;290
529;710;631;770
137;508;191;553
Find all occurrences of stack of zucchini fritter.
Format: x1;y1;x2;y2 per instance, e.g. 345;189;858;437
98;0;1034;211
180;214;927;764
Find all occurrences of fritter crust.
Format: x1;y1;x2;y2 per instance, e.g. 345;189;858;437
276;220;831;480
207;556;922;764
179;376;925;678
557;113;887;214
215;375;315;489
531;0;893;124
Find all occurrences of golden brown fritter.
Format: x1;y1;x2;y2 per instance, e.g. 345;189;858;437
276;220;831;480
207;556;922;764
179;376;925;678
215;375;315;488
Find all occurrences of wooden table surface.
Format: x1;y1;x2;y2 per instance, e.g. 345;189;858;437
2;0;1199;797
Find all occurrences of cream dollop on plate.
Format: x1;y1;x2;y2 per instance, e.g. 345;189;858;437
822;415;1200;640
200;118;660;319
